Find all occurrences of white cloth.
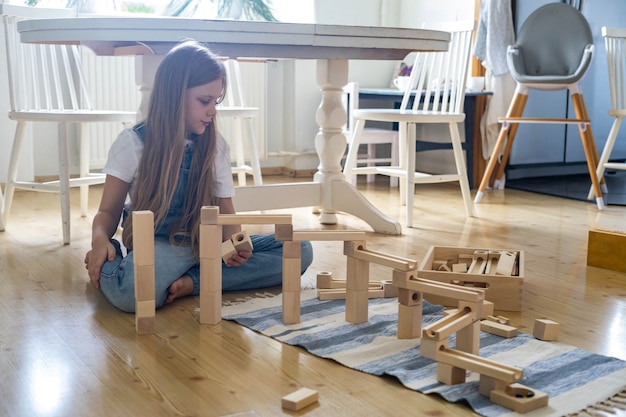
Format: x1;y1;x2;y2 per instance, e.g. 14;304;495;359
480;70;516;159
104;128;235;201
473;0;515;77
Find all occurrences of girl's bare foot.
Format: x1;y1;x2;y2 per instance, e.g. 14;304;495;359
165;275;194;304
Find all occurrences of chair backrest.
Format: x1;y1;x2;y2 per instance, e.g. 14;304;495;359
602;26;626;113
0;4;96;113
511;3;593;82
399;20;475;115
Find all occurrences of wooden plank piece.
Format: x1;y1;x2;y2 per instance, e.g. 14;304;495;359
281;387;319;411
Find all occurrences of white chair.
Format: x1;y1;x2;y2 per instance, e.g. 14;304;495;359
0;4;137;244
343;20;476;227
342;81;399;187
217;59;263;187
587;26;626;200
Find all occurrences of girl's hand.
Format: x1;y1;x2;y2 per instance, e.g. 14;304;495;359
84;241;117;289
224;250;252;267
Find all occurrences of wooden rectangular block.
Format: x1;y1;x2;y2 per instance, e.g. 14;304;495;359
135;315;155;335
437;362;466;385
480;320;517;338
200;257;222;293
281;387;318;411
587;229;626;273
417;246;524;311
282;291;300;324
282;258;302;292
199;224;222;260
345;289;369;323
132;211;154;266
345;256;369;291
134;264;155;302
490;383;549;413
199;291;222;325
397;302;422;339
136;299;155;317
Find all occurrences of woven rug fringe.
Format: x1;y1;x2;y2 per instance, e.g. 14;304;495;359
566;389;626;417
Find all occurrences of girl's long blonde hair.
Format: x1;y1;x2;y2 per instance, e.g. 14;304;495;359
122;40;227;257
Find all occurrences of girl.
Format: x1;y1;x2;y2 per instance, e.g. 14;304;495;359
84;40;313;312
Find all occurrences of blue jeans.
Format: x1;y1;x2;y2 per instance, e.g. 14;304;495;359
98;143;313;312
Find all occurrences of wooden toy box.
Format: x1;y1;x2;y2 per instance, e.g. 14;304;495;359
417;246;524;311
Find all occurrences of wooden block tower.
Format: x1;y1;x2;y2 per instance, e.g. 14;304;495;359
132;210;156;334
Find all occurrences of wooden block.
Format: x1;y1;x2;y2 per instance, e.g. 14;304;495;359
200;206;219;225
482;300;495;318
135;264;155;302
452;263;468;273
199;291;222;325
587;229;626;272
486;251;501;275
199;224;222;260
420;338;447;360
281;387;318;411
486;315;510;325
217;214;292;225
282;240;301;259
282;258;302;292
480;320;517;338
496;251;517;276
479;374;507;396
346;255;369;291
136;299;155;317
316;271;334;288
135;315;156;335
221;238;238;263
532;319;559;341
456;321;480;355
231;231;253;252
282;291;300;324
317;288;385;300
381;280;398;298
274;224;293;241
291;230;366;241
200;257;222;293
397;287;422;306
468;250;488;274
132;211;154;266
490;383;549;413
397;302;422;339
437;362;466;385
345;289;369;323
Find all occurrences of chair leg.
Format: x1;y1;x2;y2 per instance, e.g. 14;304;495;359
390;136;399;188
588;116;623;200
398;121;409;207
449;122;474;217
475;91;527;202
1;121;27;230
79;123;89;217
59;123;71;245
405;123;417;228
366;143;376;183
231;118;247;186
571;93;604;209
243;116;263;186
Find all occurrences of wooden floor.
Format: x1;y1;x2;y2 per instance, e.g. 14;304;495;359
1;176;625;417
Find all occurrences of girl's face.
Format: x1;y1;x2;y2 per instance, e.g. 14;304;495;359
184;79;224;136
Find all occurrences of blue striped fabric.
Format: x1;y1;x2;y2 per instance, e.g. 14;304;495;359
223;291;626;417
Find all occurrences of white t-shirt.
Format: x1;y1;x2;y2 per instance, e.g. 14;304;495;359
103;127;235;204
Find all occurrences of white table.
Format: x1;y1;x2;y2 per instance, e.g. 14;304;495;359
18;17;449;235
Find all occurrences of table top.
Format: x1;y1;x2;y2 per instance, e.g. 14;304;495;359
17;16;450;59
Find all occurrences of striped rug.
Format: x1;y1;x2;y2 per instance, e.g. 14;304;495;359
222;290;626;417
